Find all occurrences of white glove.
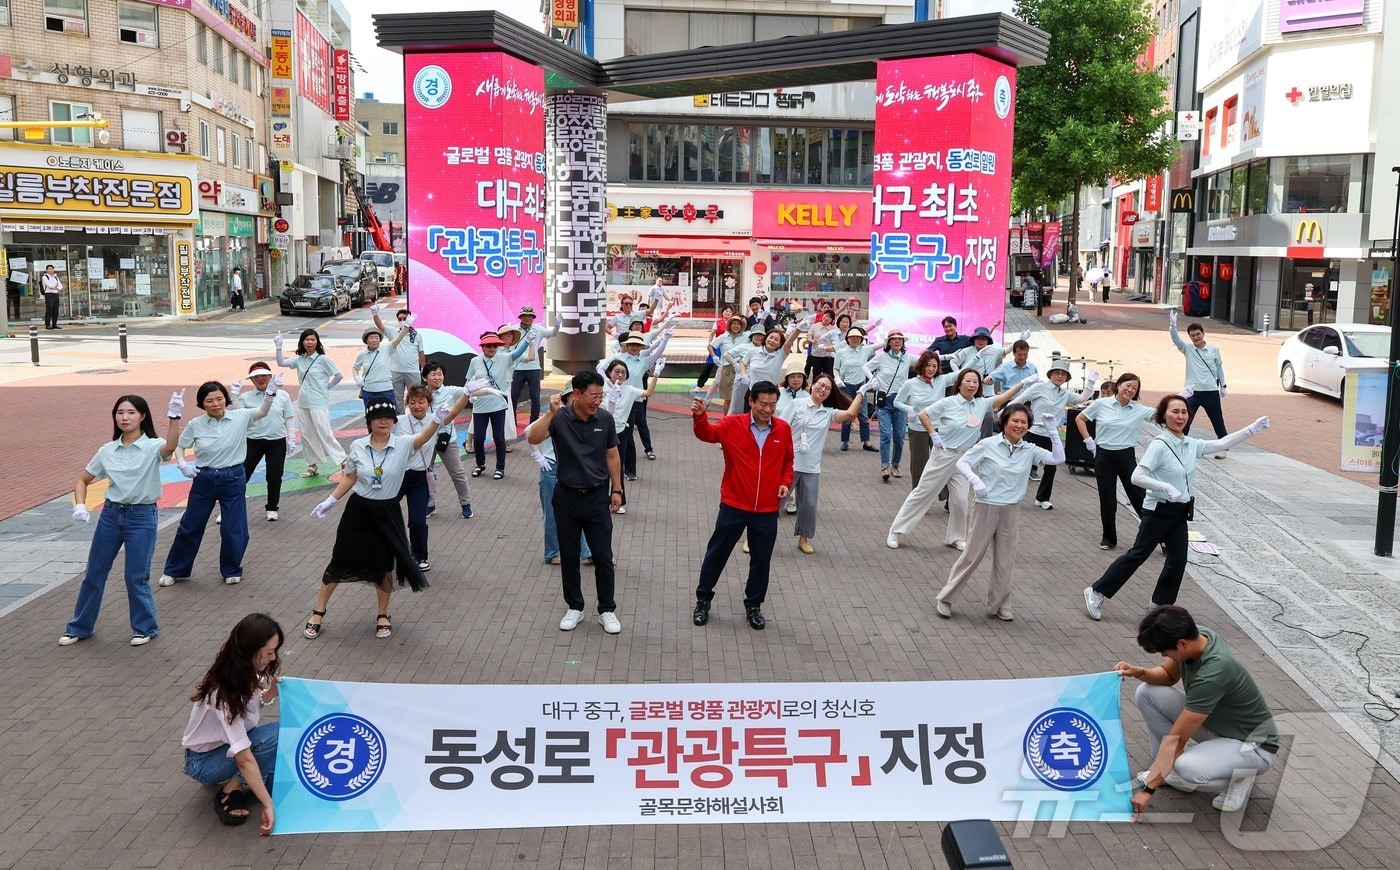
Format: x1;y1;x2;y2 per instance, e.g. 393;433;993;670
405;313;417;327
969;476;989;499
1086;369;1100;386
1169;309;1178;329
167;389;185;419
1019;329;1031;342
1019;373;1042;387
1247;416;1270;436
785;324;799;337
857;375;880;394
652;357;666;377
464;376;490;394
370;301;381;315
1161;484;1184;502
530;450;554;471
229;380;243;398
1083;437;1097;456
736;372;751;387
177;460;199;479
72;504;90;523
1179;386;1194;400
1041;412;1057;431
265;373;285;395
978;344;1000;359
311;495;339;518
930;431;946;450
353;375;365;387
433;402;456;425
1220;386;1228;398
273;331;284;350
865;318;883;332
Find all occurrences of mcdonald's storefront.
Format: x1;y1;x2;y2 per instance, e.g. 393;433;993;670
1188;212;1371;332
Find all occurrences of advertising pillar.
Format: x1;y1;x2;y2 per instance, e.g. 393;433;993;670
404;53;546;359
545;92;607;370
869;55;1016;346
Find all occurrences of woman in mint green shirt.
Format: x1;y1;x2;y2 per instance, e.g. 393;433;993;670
274;328;345;477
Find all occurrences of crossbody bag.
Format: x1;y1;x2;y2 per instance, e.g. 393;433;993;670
1153;435;1195;521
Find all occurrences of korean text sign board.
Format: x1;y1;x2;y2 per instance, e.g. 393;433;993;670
272;673;1131;833
296;10;332;115
333;50;351;122
869;55;1016;348
405;53;546;352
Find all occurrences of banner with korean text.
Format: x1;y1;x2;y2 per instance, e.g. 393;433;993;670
869;55;1016;348
405;53;546;356
271;673;1131;833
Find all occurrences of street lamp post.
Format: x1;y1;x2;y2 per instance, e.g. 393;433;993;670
1374;166;1400;557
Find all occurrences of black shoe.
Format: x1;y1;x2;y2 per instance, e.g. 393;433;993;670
692;601;710;626
745;606;766;630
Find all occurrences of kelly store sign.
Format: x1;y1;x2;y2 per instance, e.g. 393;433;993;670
753;191;872;240
406;53;546;352
272;673;1130;833
868;54;1017;349
0;146;197;222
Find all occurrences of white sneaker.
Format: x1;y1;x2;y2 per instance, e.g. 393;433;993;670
785;501;797;515
1212;772;1256;811
266;510;279;521
130;635;152;647
215;513;221;525
58;634;82;646
1083;586;1104;620
157;574;180;587
951;540;967;551
598;611;622;634
559;609;584;631
224;575;241;585
886;533;900;549
616;506;627;515
1035;500;1053;510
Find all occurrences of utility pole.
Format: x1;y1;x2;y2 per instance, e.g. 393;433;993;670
1374;166;1400;556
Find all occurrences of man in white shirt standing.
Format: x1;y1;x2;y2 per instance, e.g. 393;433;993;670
229;266;245;311
40;264;63;329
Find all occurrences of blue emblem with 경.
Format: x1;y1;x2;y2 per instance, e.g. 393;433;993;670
296;713;387;801
1023;707;1106;791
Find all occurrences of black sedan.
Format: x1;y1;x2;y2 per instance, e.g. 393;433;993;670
319;259;378;306
280;274;352;316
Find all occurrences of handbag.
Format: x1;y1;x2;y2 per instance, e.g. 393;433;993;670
435;429;453;453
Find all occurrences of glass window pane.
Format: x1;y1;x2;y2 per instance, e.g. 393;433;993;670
681;124;699;181
1282;155;1351;213
807;128;826;186
624;10;687;55
755;15;819;41
662;125;680;181
714;126;735;182
789;129;806;185
1246;161;1268;215
646;125;664;181
843;130;861;186
859;130;875;186
735;126;753;183
689;12;752;49
699;126;719;182
628;123;645;181
1229;165;1248;217
827;132;843;185
773;128;790;184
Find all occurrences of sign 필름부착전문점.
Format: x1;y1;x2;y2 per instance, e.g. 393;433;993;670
0;147;196;222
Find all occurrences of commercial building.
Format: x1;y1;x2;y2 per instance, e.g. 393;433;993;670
356;93;404;250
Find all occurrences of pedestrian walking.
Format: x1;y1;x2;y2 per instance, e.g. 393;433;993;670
234;362;296;522
781;372;867;554
352;325;408;412
525;371;626;635
181;613;283;833
157;380;281;588
868;329;912;481
1076;373;1155;550
371;303;426;409
513;304;560;423
302;395;466;640
1020;360;1099;510
275;328;345;478
59;392;182;647
1101;271;1112;303
834;326;877;452
464;329;532;479
690;380;794;630
1168;310;1229;452
1117;606;1280;816
1084;397;1269;617
886;369;1032;551
933;404;1064;621
229;266;245;311
40;263;63;329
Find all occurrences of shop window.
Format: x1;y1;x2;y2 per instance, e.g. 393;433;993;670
196;22;207;64
624;10;878;56
690;12;753;49
627;123;645;181
1228;164;1247;217
805;128;826;185
199;119;210;158
118;1;157;46
383;121;398;135
1283;155;1351;213
623;10;687;55
0;95;13;141
1246;160;1269;215
50;100;93;145
233;132;242;167
733;126;752;184
44;0;86;33
382;151;398;163
121;108;161;152
1205;169;1232;221
213;36;224;75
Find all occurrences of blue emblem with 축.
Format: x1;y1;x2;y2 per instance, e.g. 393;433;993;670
296;713;387;801
1022;707;1107;791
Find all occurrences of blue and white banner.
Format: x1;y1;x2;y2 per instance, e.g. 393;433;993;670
272;673;1132;833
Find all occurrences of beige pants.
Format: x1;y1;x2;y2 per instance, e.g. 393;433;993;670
298;407;346;468
937;502;1019;614
888;447;970;545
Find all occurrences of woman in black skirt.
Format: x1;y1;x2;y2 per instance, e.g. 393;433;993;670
302;395;468;640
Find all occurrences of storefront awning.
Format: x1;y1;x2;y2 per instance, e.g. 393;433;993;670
635;236;749;257
754;239;868;253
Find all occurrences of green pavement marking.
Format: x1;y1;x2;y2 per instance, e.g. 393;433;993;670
565;659;584;665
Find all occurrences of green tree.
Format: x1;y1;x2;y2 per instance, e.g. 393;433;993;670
1012;0;1177;301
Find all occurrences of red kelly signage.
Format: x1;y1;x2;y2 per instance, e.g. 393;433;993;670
296;10;332;115
333;50;351;122
752;190;872;241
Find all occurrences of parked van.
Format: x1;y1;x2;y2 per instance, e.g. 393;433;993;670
360;250;396;293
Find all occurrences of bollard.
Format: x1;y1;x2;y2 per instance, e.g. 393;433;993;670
29;324;39;366
1262;312;1270;339
118;322;128;363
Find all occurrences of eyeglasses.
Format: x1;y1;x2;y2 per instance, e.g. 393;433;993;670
581;390;605;401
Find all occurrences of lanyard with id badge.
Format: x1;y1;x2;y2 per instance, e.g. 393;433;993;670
368;444;387;491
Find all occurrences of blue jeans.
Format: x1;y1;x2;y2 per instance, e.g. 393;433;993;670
540;465;592;562
183;721;278;789
876;404;907;467
65;501;159;639
839;385;871;444
163;465;249;580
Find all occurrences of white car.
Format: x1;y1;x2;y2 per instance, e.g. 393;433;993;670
1277;322;1389;398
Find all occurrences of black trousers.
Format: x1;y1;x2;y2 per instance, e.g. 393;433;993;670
1023;432;1057;502
695;503;778;609
398;469;430;561
1094;446;1144;547
696;361;717;388
1092;504;1190;606
242;437;288;511
807;356;835;381
620;423;637;477
473;409;507;471
628;399;653;455
43;292;60;328
1185;389;1228;438
230;290;244;310
553;485;616;612
511;369;543;423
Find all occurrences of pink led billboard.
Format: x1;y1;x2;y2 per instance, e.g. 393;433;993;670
404;52;546;353
869;54;1016;348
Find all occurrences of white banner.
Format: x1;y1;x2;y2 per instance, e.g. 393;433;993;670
272;673;1132;833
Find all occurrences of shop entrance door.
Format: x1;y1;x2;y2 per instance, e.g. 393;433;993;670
687;258;742;320
1280;259;1335;332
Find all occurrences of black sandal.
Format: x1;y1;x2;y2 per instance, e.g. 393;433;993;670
471;466;485;477
375;614;392;639
303;609;326;639
215;787;249;826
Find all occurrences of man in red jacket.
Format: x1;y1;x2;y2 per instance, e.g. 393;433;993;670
690;381;795;630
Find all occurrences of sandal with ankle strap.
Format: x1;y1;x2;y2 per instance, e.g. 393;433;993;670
303;609;326;639
375;613;392;639
215;787;249;826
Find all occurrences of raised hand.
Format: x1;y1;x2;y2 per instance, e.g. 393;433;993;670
652;357;667;377
1041;412;1057;431
273;331;284;350
1083;437;1097;456
266;374;285;395
1020;373;1042;387
1247;416;1270;436
405;313;417;327
167;389;185;419
978;344;1000;359
433;402;455;424
548;393;563;414
691;397;707;416
1086;369;1101;385
1019;329;1032;342
370;301;381;315
1169;309;1178;329
311;495;339;518
229;380;243;398
72;504;90;523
